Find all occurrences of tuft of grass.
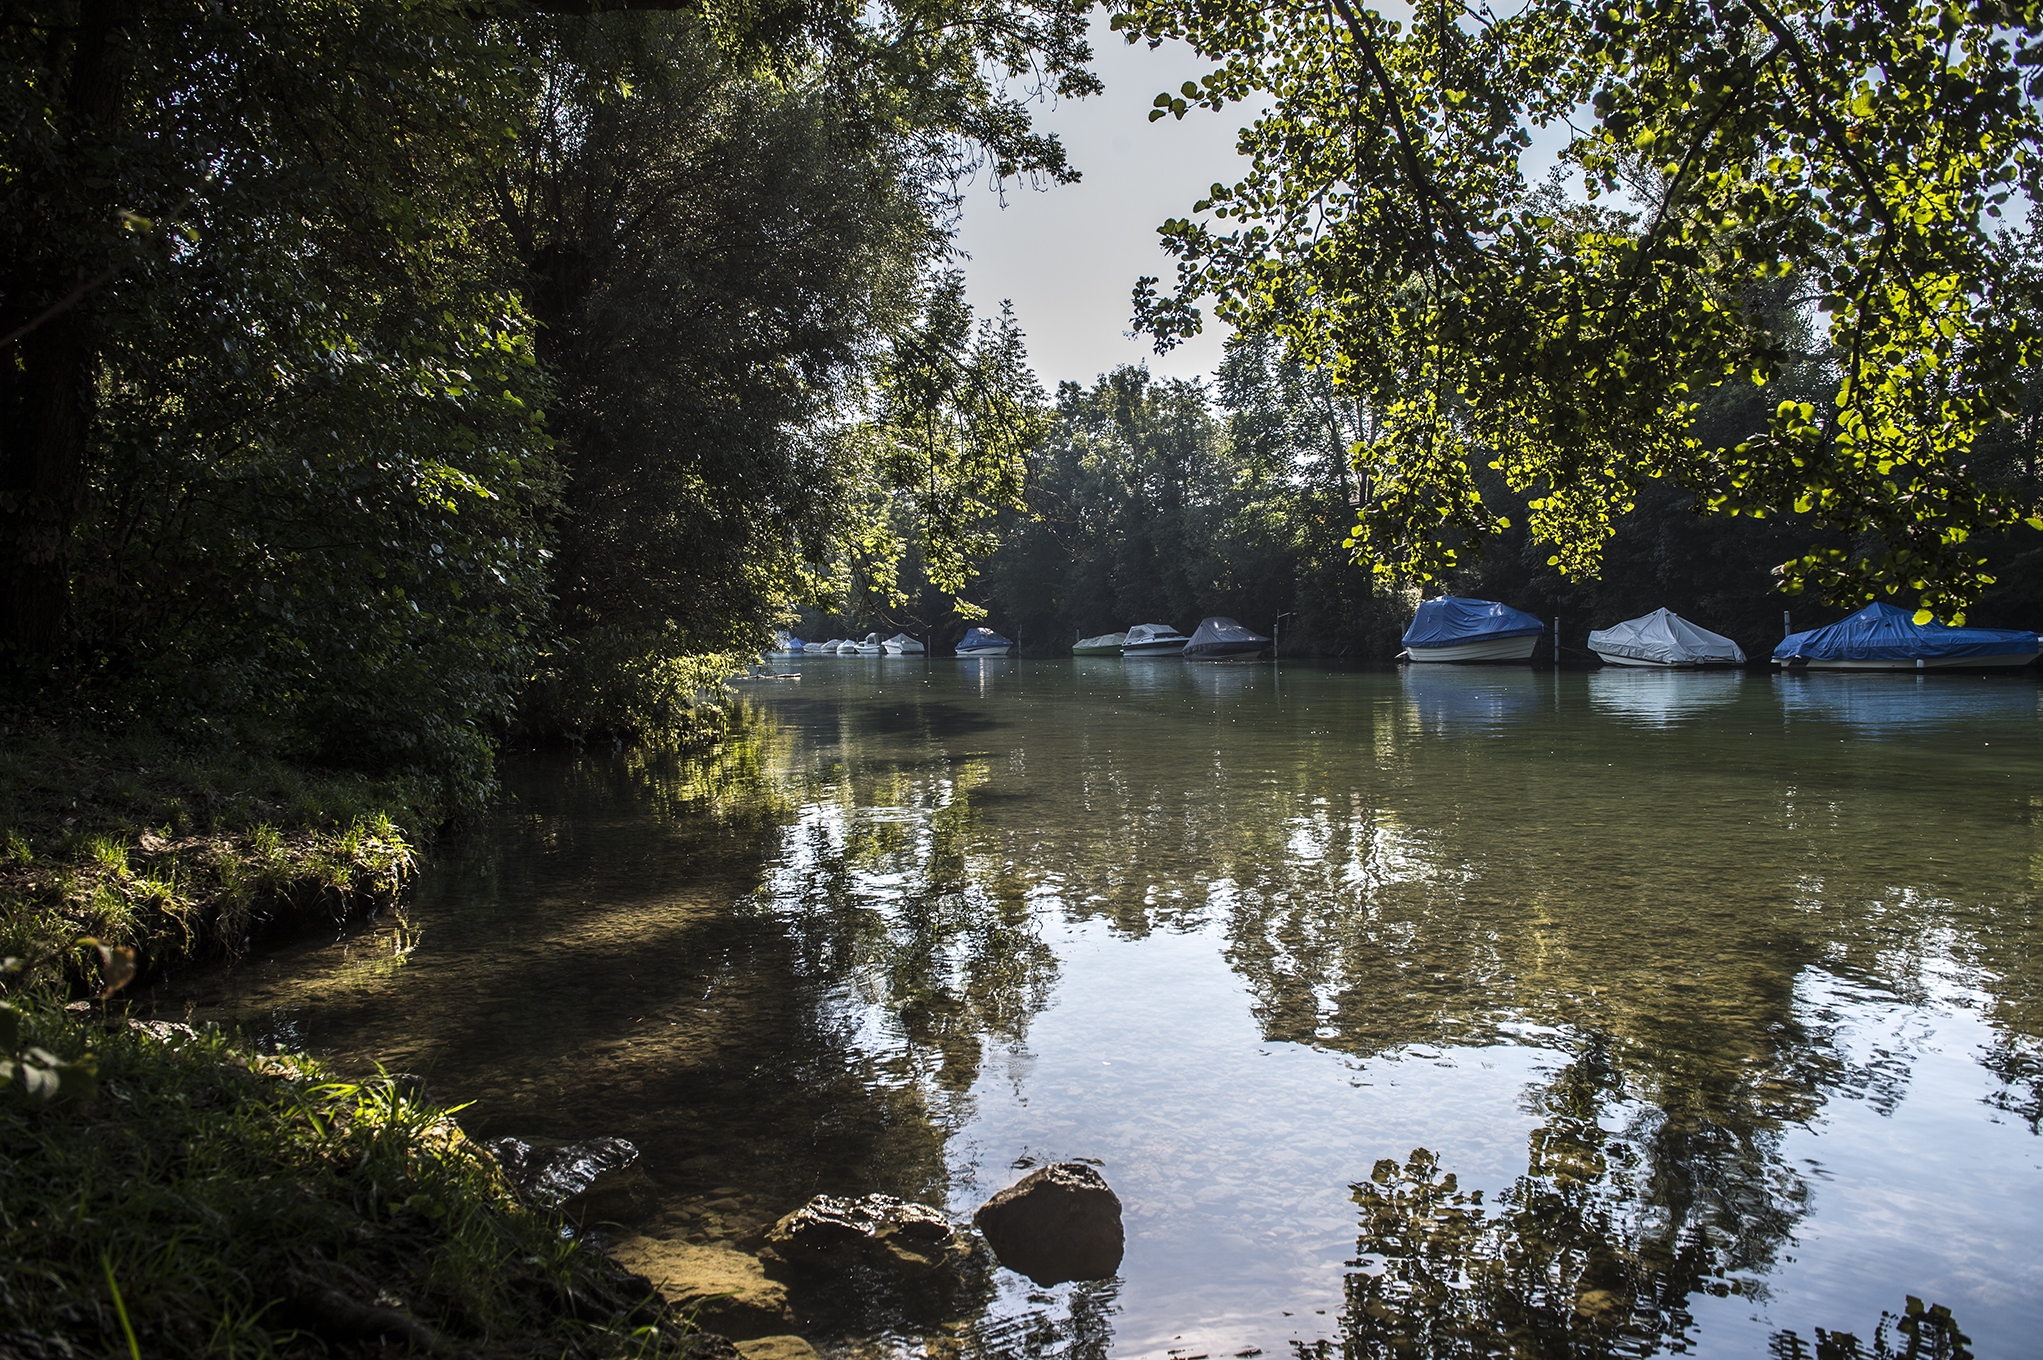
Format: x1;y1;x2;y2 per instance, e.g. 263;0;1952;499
0;993;730;1359
0;725;438;994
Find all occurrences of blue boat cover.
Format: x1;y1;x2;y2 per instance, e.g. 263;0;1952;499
1773;602;2039;661
1403;596;1546;647
958;627;1013;650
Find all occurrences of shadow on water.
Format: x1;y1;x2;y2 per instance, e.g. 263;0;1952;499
147;666;2043;1358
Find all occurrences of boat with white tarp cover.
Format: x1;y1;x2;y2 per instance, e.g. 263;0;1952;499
1121;623;1192;657
882;633;925;655
1183;616;1270;660
1773;602;2040;670
1401;596;1545;663
1588;608;1746;667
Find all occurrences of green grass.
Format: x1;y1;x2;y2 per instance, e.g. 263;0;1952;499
0;994;723;1358
0;724;437;993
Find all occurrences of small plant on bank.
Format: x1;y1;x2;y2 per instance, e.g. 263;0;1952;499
0;725;433;994
0;990;724;1359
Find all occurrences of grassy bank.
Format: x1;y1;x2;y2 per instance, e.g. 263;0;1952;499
0;991;730;1358
0;724;438;994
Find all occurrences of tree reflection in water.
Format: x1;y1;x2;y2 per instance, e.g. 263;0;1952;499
1327;1041;1973;1359
1331;1039;1790;1357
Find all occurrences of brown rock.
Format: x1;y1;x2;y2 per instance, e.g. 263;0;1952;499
761;1194;964;1277
971;1163;1123;1286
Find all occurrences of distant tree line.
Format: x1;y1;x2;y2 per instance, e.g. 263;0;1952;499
848;288;2042;661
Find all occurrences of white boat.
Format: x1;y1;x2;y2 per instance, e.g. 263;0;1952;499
853;633;885;655
1120;622;1190;657
882;633;926;655
1401;597;1545;664
1588;608;1745;667
955;627;1015;657
1072;631;1127;656
1405;635;1540;663
1183;616;1269;660
835;639;862;655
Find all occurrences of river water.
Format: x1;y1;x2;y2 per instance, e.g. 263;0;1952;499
150;660;2043;1358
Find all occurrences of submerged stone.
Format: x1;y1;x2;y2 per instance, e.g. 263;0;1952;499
609;1239;796;1338
734;1336;821;1360
972;1162;1123;1286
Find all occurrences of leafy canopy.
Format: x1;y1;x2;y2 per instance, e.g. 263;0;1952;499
1115;0;2043;619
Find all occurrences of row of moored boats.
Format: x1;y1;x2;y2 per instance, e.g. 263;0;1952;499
782;632;928;656
777;599;2041;670
778;617;1276;660
1404;597;2042;669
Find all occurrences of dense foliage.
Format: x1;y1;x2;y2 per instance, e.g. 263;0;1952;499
2;0;1079;804
964;328;2039;660
1116;0;2043;621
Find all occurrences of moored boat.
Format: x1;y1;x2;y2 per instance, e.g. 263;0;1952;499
1183;616;1270;660
853;633;885;655
955;627;1015;657
1400;597;1545;663
882;633;926;655
772;632;807;654
1072;631;1128;656
1588;608;1745;667
1120;622;1191;657
1774;603;2040;670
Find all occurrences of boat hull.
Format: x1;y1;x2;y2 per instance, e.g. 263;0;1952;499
1121;643;1187;657
955;646;1013;657
1783;652;2038;670
1404;635;1540;663
882;644;925;655
1594;651;1741;669
1070;645;1123;656
1183;642;1266;660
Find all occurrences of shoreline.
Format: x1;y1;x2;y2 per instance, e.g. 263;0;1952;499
0;991;749;1358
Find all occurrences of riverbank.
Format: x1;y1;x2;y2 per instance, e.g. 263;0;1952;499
0;722;438;994
0;991;735;1358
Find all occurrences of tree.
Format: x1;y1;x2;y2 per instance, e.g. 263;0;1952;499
3;0;1092;786
3;0;556;803
1115;0;2043;620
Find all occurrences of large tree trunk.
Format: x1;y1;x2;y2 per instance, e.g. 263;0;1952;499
0;0;129;662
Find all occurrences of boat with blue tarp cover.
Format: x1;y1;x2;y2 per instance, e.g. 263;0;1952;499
1401;596;1546;663
1773;602;2040;670
955;627;1015;657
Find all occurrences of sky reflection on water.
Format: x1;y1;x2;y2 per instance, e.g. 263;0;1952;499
151;662;2043;1359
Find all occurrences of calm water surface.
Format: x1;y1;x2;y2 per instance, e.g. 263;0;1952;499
152;661;2043;1358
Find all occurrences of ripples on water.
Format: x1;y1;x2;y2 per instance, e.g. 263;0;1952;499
150;662;2043;1358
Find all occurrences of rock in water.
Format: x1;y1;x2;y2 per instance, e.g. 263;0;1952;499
762;1194;963;1277
972;1163;1123;1286
486;1135;639;1208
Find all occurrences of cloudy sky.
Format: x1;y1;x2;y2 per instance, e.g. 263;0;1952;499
951;19;1249;391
